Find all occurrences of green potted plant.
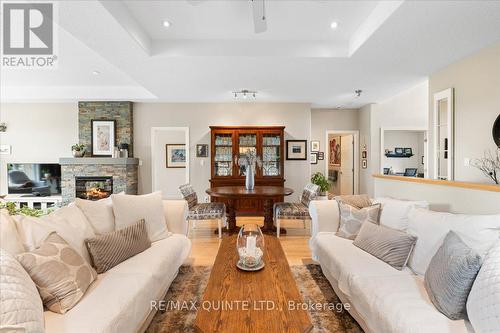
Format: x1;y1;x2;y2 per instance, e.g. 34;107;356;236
71;143;86;158
310;172;330;199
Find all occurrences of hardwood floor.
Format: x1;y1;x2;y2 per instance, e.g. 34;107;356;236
185;217;315;266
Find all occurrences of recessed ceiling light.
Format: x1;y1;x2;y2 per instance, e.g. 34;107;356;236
92;70;100;75
330;21;338;29
163;20;171;28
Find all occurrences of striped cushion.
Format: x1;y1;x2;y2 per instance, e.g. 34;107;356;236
85;219;151;274
353;221;417;270
425;231;482;320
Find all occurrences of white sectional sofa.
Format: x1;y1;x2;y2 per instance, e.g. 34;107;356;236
1;199;191;333
309;199;496;333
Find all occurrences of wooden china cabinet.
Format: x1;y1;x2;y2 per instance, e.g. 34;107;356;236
209;126;285;216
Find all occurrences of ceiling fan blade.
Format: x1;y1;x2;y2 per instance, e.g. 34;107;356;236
251;0;267;33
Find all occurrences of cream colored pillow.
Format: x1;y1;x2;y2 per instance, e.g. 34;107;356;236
112;191;168;242
16;233;97;314
75;197;115;234
0;249;44;333
0;210;24;255
14;204;96;266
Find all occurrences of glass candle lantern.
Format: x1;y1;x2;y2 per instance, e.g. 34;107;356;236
237;224;264;268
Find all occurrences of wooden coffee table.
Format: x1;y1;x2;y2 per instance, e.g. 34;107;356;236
194;235;312;333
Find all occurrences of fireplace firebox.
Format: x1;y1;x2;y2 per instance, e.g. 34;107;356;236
75;176;113;200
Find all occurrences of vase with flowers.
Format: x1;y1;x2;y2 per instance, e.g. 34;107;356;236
235;150;262;190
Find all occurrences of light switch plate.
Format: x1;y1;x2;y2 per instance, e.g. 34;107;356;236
464;158;470;167
0;145;11;155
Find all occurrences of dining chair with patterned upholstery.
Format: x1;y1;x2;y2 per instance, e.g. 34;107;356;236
179;184;226;238
273;183;320;238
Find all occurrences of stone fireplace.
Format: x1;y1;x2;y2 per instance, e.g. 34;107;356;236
60;157;138;205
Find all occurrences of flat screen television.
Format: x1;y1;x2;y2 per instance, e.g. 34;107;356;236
7;163;61;196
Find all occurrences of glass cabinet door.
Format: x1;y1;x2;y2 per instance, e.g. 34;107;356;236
214;133;233;176
262;134;281;177
238;133;257;176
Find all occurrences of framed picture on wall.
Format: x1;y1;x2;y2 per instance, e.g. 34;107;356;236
404;148;413;155
395;147;404;155
286;140;307;160
317;152;324;160
196;144;208;157
362;159;367;169
329;136;341;166
310;152;318;164
362;151;367;159
91;120;116;157
311;140;320;152
166;144;186;168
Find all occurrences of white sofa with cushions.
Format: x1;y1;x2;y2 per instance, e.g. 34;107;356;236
309;198;500;333
1;198;191;333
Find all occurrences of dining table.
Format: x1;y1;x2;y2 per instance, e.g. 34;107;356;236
206;186;294;234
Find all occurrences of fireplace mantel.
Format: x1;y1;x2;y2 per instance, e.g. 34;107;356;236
59;158;139;165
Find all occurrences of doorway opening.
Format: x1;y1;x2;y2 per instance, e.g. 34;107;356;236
325;130;359;196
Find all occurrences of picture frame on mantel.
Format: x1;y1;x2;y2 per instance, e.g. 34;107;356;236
91;120;116;157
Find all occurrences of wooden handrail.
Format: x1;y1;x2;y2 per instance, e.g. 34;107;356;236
373;174;500;193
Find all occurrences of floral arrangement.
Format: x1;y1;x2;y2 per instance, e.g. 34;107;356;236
471;148;500;184
234;150;262;173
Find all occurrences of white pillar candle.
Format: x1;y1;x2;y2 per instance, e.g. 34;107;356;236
246;235;257;257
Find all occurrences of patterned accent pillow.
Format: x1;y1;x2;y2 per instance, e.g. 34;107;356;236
179;184;198;209
467;239;500;332
85;219;151;274
353;221;417;270
336;202;381;240
16;232;97;314
425;231;482;320
300;183;320;207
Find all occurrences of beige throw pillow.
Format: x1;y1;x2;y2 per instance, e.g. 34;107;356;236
0;210;24;255
112;191;168;242
334;194;372;209
336;202;381;240
85;219;151;274
75;197;115;235
16;232;97;314
14;204;96;266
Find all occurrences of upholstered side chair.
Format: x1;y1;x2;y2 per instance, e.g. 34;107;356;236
179;184;226;238
273;183;320;238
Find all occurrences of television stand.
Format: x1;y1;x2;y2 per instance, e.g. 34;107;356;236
3;194;62;212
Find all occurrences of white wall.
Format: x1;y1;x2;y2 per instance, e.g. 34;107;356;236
361;81;429;196
358;104;372;195
134;103;311;201
429;41;500;183
0;103;78;194
310;109;359;175
151;128;188;199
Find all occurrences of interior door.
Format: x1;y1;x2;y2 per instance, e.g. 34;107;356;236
339;134;354;195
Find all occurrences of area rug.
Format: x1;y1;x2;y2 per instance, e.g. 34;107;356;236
147;264;363;333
